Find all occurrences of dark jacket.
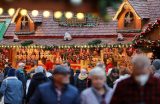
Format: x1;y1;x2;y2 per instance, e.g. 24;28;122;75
74;70;80;86
70;68;75;85
4;67;11;78
29;81;80;104
75;78;87;93
26;72;48;103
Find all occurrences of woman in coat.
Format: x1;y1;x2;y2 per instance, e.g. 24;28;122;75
26;66;49;103
75;69;88;92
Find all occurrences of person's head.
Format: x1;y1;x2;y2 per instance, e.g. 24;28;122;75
131;54;151;86
62;61;71;69
120;68;130;76
89;67;106;89
35;66;44;74
7;68;16;77
80;68;87;75
4;63;11;68
53;65;70;85
106;58;112;65
18;62;25;70
30;61;35;67
110;68;119;80
152;59;160;71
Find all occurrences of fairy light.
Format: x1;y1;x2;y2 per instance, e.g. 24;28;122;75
0;8;3;15
32;10;39;17
65;12;73;19
8;8;15;16
77;12;84;20
54;11;62;19
20;9;27;16
43;11;50;18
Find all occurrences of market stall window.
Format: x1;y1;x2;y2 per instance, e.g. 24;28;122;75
124;12;134;28
20;16;29;31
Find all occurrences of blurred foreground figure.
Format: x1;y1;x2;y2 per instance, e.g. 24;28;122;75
29;65;79;104
110;55;160;104
0;68;23;104
81;67;113;104
152;59;160;79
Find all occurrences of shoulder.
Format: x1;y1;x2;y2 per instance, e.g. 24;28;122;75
38;81;51;89
67;84;78;94
81;88;92;96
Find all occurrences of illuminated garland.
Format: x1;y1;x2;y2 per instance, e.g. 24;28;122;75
0;43;133;49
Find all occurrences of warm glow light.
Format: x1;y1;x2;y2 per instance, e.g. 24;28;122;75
20;9;27;16
76;13;84;20
32;10;39;17
65;12;73;19
8;8;15;16
54;11;62;19
43;11;50;18
0;8;3;15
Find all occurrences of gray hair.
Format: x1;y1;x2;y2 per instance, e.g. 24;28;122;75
89;67;106;77
131;54;151;69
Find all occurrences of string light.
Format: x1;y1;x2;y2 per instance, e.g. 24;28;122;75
8;8;15;16
32;10;39;17
54;11;62;19
43;11;50;18
76;13;84;20
0;8;3;15
65;12;73;19
20;9;27;16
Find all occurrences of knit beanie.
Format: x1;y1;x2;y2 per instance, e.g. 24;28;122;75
8;68;16;77
35;66;44;73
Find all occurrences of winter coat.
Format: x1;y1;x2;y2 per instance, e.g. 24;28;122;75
81;84;113;104
75;74;88;93
26;72;49;103
4;67;11;78
0;77;23;104
74;71;80;86
70;68;75;85
29;81;80;104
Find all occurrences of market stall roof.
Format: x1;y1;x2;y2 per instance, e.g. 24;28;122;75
114;0;160;22
0;37;133;46
5;7;119;37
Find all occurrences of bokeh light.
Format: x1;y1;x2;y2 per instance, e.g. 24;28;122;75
54;11;62;19
65;12;73;19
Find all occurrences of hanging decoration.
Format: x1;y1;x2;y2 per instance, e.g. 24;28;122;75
21;40;34;46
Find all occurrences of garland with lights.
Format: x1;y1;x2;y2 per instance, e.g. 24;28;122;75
133;18;160;48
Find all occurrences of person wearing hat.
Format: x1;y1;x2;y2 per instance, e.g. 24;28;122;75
0;68;23;104
26;66;49;103
29;65;80;104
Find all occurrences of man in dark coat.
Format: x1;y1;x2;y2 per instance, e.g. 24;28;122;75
111;55;160;104
26;66;48;103
29;65;80;104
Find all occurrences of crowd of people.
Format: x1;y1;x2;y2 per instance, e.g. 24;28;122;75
0;54;160;104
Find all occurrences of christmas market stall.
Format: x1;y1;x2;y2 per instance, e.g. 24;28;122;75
1;0;160;71
133;18;160;59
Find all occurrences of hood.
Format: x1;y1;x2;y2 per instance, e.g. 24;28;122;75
32;72;47;80
152;59;160;70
